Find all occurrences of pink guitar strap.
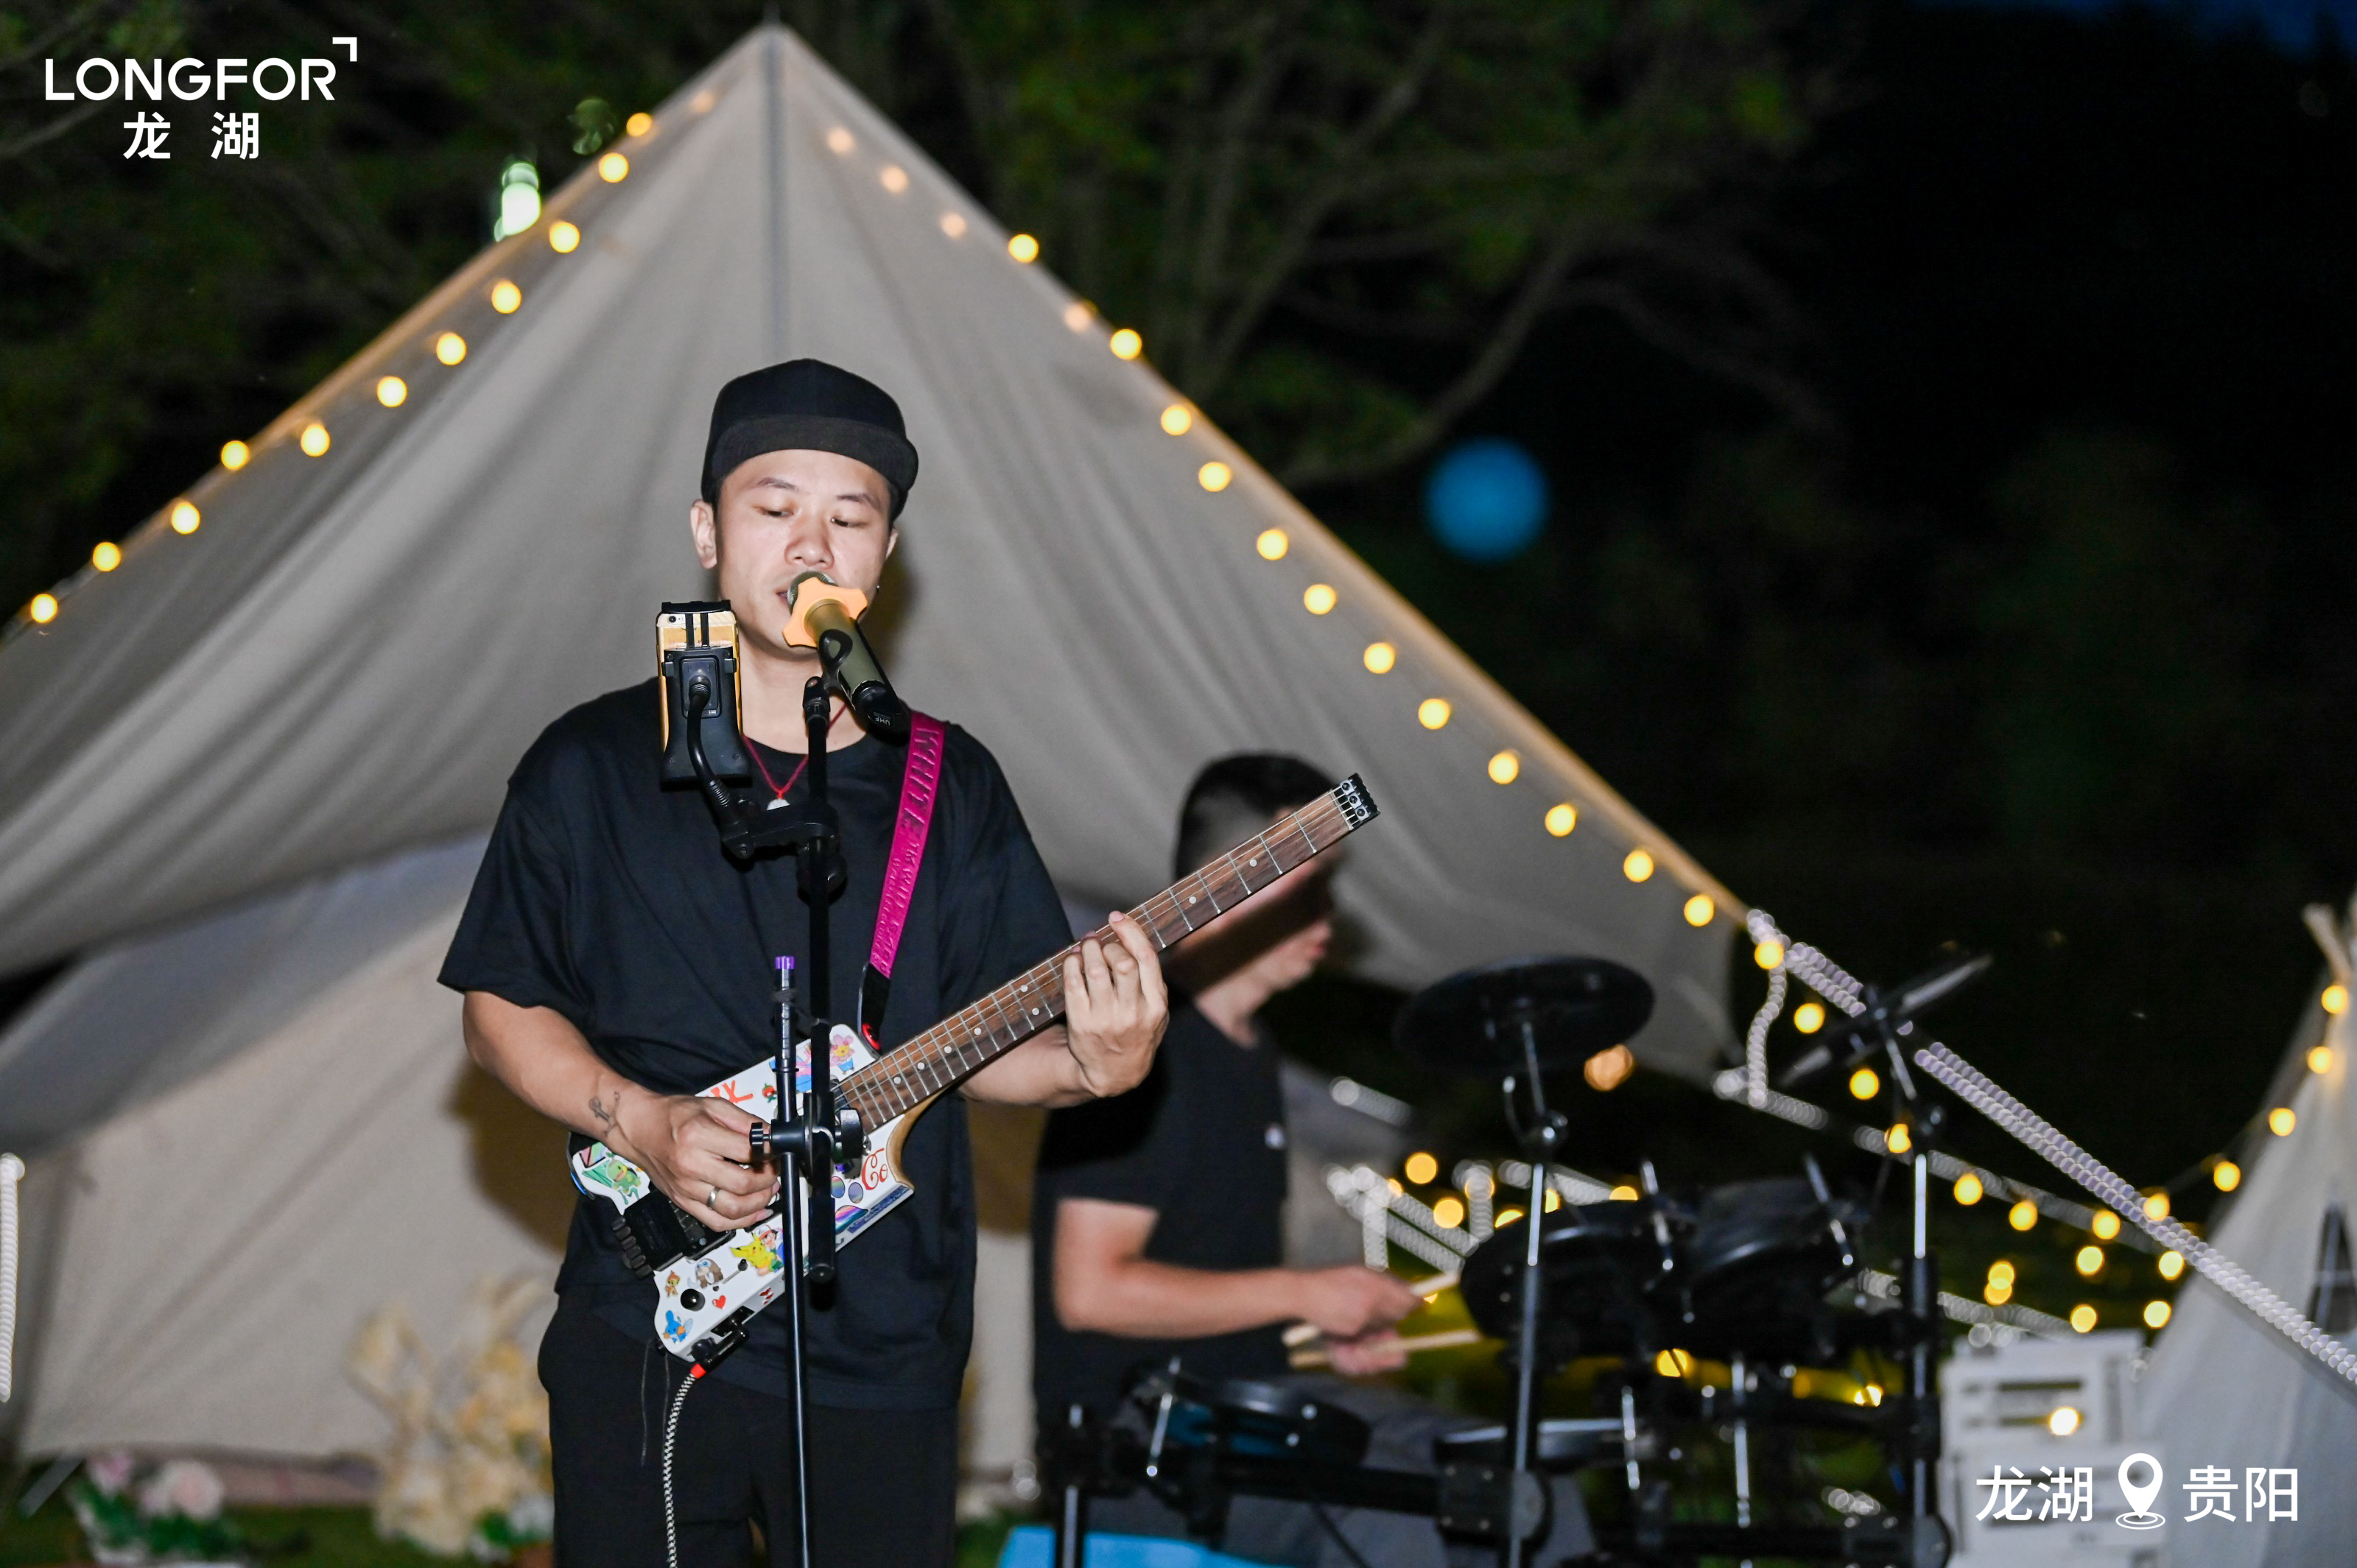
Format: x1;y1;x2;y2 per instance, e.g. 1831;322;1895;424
857;710;945;1046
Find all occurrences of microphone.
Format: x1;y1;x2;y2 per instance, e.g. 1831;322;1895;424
783;572;909;739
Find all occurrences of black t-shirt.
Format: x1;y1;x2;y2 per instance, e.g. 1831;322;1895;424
1030;1004;1291;1430
439;680;1071;1410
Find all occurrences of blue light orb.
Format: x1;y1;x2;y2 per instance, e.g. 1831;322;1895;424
1425;438;1549;563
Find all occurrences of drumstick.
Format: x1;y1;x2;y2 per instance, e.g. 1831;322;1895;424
1281;1270;1461;1347
1288;1327;1486;1370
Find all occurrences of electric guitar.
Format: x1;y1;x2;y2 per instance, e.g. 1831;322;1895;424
567;773;1381;1362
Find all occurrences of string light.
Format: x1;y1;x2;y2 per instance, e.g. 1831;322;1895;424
598;152;629;183
219;440;250;471
2213;1160;2241;1192
2070;1304;2098;1333
28;594;58;624
826;127;854;154
91;541;121;572
2270;1107;2297;1136
436;332;468;365
1987;1260;2016;1290
1545;803;1577;836
2048;1406;2082;1436
1008;233;1039;263
2091;1209;2121;1240
1683;893;1714;927
625;112;653;137
1886;1122;1912;1155
2158;1250;2185;1281
690;90;716;114
940;212;967;238
2143;1300;2172;1329
2009;1198;2039;1231
1623;848;1654;882
1433;1195;1466;1229
491;280;522;313
1063;303;1092;332
1496;1207;1523;1226
879;164;909;194
2142;1191;2170;1222
1109;328;1142;360
299;422;331;457
170;500;201;534
1418;697;1452;730
1953;1171;1983;1205
1363;641;1396;674
549;220;580;253
2075;1245;2104;1276
1403;1152;1438;1184
1161;404;1193;435
2309;1045;2335;1075
1607;1185;1638;1201
376;376;407;407
1303;583;1337;614
1754;941;1784;970
2325;985;2350;1016
1486;750;1520;784
1543;1189;1562;1212
1654;1349;1694;1378
1198;461;1232;492
1984;1279;2012;1307
1256;528;1289;560
1850;1066;1880;1100
1794;1002;1825;1033
1585;1044;1634;1091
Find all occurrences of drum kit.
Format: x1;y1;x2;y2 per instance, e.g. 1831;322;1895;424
1049;954;1980;1567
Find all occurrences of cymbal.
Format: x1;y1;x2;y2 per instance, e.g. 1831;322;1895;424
1394;955;1654;1077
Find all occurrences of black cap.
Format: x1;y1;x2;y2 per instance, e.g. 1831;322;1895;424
700;359;919;518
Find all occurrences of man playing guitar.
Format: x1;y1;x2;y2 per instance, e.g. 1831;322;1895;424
443;359;1170;1567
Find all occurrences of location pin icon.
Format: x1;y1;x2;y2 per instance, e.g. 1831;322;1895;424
2118;1452;2164;1525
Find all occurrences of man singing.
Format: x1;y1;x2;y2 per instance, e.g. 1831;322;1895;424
443;359;1168;1568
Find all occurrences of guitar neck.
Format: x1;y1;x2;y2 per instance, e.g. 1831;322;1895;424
838;775;1378;1130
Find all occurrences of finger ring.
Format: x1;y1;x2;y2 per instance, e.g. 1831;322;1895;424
707;1185;720;1209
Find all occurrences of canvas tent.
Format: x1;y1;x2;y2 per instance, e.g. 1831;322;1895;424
2137;900;2357;1564
0;27;1741;1463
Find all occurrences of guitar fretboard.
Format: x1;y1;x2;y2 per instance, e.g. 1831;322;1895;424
837;775;1377;1128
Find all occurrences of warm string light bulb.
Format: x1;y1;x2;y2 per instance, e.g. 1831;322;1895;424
2091;1209;2121;1240
2142;1191;2170;1222
2070;1304;2098;1333
1198;461;1232;492
2075;1245;2104;1276
2143;1300;2172;1329
1008;233;1040;263
625;112;653;137
1754;940;1784;970
2269;1107;2296;1136
1683;893;1715;927
1623;848;1654;882
598;152;630;182
879;164;909;193
2009;1198;2039;1231
1403;1151;1438;1185
1584;1044;1634;1091
1161;404;1193;435
376;376;407;407
1302;583;1337;615
1108;328;1142;360
491;280;522;313
1794;1002;1825;1033
436;332;468;365
28;593;59;624
299;422;331;457
2212;1160;2241;1192
1545;803;1577;837
826;126;855;154
1063;303;1093;332
2323;984;2349;1016
1363;641;1397;675
2157;1250;2185;1280
2308;1044;2335;1075
1953;1171;1983;1205
1417;697;1452;730
1489;750;1520;784
1886;1122;1912;1156
169;500;201;533
91;541;122;572
1432;1195;1466;1229
1256;528;1289;560
2048;1406;2082;1436
940;212;967;238
1607;1184;1638;1201
219;440;250;471
1849;1066;1880;1101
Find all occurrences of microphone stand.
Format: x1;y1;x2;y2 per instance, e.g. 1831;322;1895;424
684;672;865;1568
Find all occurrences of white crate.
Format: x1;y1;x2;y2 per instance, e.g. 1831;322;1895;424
1943;1329;2145;1446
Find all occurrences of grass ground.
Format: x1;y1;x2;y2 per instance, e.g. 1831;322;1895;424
0;1499;1021;1568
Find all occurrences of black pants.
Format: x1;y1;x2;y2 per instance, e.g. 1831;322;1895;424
539;1298;959;1568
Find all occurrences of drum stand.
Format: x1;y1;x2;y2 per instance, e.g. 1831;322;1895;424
1498;1008;1568;1568
1869;1021;1953;1568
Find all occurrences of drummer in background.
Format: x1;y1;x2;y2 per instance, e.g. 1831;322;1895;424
1030;754;1593;1567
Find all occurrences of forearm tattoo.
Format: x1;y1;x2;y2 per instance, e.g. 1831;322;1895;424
589;1091;618;1133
